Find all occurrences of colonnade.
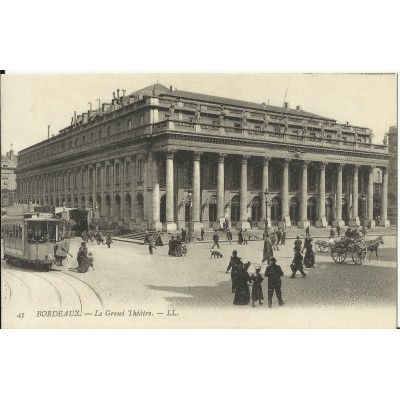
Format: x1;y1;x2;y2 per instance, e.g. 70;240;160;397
17;151;390;230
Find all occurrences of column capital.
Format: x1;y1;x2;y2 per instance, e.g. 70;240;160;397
283;158;290;167
337;163;345;171
302;160;310;168
320;161;327;170
218;153;227;163
165;149;176;159
193;151;203;161
352;164;360;172
263;157;272;166
241;155;250;164
380;166;388;174
367;165;375;173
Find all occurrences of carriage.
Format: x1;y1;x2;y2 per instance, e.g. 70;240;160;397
330;237;367;265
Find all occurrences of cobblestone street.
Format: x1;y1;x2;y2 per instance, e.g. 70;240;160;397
2;232;396;328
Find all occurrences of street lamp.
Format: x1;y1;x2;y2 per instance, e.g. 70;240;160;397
361;194;367;226
264;187;270;230
187;187;193;243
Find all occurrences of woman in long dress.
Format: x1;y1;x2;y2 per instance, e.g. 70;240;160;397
233;262;251;305
168;236;175;256
251;266;264;306
303;239;315;268
77;242;88;273
155;232;164;246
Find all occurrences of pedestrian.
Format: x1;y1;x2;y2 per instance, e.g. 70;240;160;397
88;230;94;242
96;231;105;245
276;228;282;245
212;231;220;249
264;257;284;308
155;231;164;246
336;226;341;236
243;229;248;245
54;237;72;266
200;227;205;241
144;230;149;244
305;226;310;236
226;250;242;293
233;261;251;305
251;265;264;307
222;220;227;232
271;230;279;251
361;225;367;237
294;236;302;253
329;228;335;239
168;236;175;256
175;235;183;257
77;242;88;273
148;235;155;254
290;250;307;278
181;228;187;243
303;238;315;268
105;234;113;248
226;229;232;244
238;229;244;245
81;231;87;243
262;234;273;265
345;228;352;238
281;229;286;245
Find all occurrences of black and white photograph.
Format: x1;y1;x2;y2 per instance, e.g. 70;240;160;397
1;73;397;328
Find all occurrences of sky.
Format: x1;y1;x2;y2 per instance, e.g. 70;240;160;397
1;73;397;155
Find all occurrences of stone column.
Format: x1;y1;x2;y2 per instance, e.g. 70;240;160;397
282;159;290;227
260;157;271;229
298;160;310;229
238;155;251;230
130;156;136;224
333;163;345;227
151;153;162;230
192;151;203;231
110;160;115;220
349;165;359;227
217;153;227;222
165;149;177;232
316;162;327;227
379;167;390;227
367;165;375;227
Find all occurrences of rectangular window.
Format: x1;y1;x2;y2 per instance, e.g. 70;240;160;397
254;125;261;130
125;161;131;181
234;123;241;129
117;122;121;132
274;126;281;133
115;163;120;184
107;126;111;136
98;130;102;139
106;165;110;185
128;120;132;130
82;135;86;143
140;115;144;125
232;165;240;186
209;162;218;186
251;165;262;189
97;167;101;186
137;160;143;181
89;169;93;187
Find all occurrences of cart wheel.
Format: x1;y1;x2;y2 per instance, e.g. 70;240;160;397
352;247;367;265
315;243;323;252
331;247;347;263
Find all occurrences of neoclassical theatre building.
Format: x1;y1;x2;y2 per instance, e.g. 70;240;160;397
16;83;391;232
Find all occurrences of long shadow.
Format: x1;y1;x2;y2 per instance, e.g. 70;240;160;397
146;280;234;308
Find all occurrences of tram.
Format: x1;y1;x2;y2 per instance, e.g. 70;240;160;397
2;203;67;270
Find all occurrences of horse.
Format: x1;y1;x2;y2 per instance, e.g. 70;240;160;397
364;236;384;261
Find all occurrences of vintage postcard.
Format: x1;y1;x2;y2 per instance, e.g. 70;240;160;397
1;73;397;328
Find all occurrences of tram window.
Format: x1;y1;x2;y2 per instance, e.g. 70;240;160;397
27;222;49;243
48;223;57;242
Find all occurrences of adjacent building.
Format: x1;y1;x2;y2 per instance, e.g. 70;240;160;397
387;126;397;225
1;146;18;210
15;83;391;231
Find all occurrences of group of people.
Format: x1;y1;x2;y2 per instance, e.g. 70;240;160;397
81;230;113;247
168;235;186;257
226;250;285;308
76;241;94;273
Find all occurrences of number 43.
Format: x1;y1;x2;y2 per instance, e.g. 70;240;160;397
17;313;24;319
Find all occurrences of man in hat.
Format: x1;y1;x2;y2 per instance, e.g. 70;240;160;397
264;257;284;308
294;236;302;253
290;250;307;278
226;250;242;293
262;234;273;264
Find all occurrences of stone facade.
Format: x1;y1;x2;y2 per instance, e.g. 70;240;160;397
15;84;391;231
387;126;397;225
1;147;17;209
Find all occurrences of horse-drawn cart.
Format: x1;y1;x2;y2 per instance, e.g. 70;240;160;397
330;238;367;265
